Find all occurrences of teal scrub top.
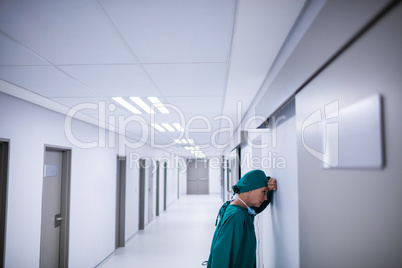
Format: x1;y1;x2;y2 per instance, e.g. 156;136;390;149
207;192;272;268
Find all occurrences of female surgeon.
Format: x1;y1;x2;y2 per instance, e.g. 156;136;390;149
205;169;277;268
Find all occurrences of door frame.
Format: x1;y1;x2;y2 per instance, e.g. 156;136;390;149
115;156;126;248
0;139;10;268
139;159;146;230
41;145;71;268
163;162;167;211
155;161;160;217
148;160;154;223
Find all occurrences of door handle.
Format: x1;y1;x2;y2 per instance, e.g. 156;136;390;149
54;214;62;228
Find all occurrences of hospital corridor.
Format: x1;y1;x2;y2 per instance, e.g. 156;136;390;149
1;0;402;267
101;194;222;268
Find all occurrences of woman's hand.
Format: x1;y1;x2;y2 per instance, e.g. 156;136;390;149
267;178;277;191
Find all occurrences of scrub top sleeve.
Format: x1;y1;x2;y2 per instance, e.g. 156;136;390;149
209;213;244;268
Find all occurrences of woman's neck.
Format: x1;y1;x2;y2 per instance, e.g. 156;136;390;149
231;196;249;208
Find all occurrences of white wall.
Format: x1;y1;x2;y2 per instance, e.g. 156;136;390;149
126;148;173;239
178;159;187;197
240;140;266;268
255;0;390;120
261;100;299;268
151;161;158;221
124;152;140;241
208;158;221;194
0;92;181;267
153;156;180;212
157;162;165;216
296;3;402;266
143;160;150;227
240;144;252;175
236;1;402;267
166;158;178;208
236;108;299;268
0;93;116;267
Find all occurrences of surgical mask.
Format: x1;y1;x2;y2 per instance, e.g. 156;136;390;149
237;197;257;216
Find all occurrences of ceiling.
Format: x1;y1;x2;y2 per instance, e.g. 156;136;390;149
0;0;305;158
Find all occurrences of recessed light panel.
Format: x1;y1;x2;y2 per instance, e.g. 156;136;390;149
130;97;155;114
148;97;170;114
151;123;166;132
162;123;175;132
112;97;142;114
173;123;184;131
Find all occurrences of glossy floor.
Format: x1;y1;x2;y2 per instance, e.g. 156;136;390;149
101;194;223;268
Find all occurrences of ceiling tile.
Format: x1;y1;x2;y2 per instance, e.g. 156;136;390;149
222;0;305;123
165;96;222;114
151;112;187;126
145;63;226;96
0;0;305;158
186;132;214;147
50;97;131;116
0;66;98;97
60;65;160;97
0;1;136;65
0;33;49;66
99;0;236;63
150;134;181;149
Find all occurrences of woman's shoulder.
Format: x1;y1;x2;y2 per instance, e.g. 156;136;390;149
224;204;248;219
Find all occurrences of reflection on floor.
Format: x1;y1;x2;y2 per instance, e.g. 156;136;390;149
101;194;223;268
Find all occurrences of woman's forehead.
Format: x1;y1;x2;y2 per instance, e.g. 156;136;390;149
252;186;268;192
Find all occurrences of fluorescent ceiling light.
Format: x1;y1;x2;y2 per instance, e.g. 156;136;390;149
184;146;190;150
130;97;155;114
162;123;175;132
173;123;184;131
151;123;166;132
148;97;170;114
112;97;141;114
181;139;188;144
174;139;181;144
195;151;205;157
188;139;195;144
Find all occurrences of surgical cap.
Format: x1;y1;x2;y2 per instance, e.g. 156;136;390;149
232;170;269;194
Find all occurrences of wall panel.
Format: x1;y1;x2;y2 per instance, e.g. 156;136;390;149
296;2;402;266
